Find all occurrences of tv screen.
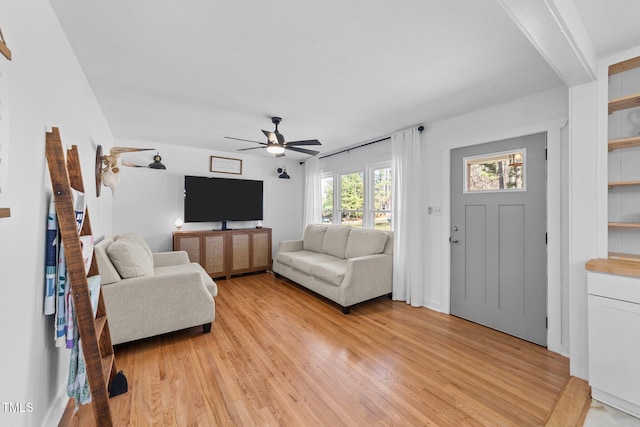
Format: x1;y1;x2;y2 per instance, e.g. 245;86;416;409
184;175;263;223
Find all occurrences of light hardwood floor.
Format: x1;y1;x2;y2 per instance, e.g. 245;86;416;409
63;272;576;426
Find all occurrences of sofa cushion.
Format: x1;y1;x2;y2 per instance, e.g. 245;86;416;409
303;224;328;253
107;239;154;279
344;228;389;259
291;253;341;275
321;226;351;258
312;260;348;286
275;250;318;268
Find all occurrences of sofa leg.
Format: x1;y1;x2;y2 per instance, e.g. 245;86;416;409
341;306;350;315
202;323;212;333
387;292;393;299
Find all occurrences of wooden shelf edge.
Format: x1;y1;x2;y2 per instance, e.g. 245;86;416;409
608;135;640;151
609;56;640;75
609;252;640;262
608;222;640;228
608;180;640;188
609;93;640;114
586;257;640;278
0;207;10;218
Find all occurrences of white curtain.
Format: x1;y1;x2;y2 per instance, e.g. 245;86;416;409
392;128;425;306
303;155;322;229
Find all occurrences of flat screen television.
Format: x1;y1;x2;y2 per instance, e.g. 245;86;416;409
184;175;263;228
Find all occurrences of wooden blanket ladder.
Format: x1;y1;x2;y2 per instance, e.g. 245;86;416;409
46;128;123;427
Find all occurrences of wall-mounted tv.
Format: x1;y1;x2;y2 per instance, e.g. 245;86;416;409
184;175;263;227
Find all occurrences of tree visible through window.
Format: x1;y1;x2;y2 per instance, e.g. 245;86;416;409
321;175;333;223
340;172;364;228
322;163;392;230
465;149;525;192
372;166;392;230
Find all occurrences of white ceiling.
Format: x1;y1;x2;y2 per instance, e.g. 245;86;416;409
49;0;640;159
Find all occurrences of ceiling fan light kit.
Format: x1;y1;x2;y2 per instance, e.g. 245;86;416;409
225;116;321;157
267;143;285;154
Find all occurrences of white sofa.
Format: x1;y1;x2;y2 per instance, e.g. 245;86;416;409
273;224;393;313
94;233;217;345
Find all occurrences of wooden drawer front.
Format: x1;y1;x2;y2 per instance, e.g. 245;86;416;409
252;232;270;269
176;236;201;264
231;233;250;271
204;234;226;277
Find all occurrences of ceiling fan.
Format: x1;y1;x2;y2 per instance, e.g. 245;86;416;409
225;117;321;157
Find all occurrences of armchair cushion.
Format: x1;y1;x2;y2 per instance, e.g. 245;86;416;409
107;239;154;278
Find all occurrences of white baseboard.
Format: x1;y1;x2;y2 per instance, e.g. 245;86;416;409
41;390;69;427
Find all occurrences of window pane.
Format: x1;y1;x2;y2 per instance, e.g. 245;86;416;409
341;211;363;228
373;167;392;211
321;176;333;223
374;212;392;230
465;149;525;192
341;172;364;210
372;166;392;230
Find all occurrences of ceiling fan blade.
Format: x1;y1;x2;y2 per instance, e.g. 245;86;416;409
224;136;267;145
286;146;320;156
237;146;266;151
276;132;285;144
285;139;321;146
262;130;277;143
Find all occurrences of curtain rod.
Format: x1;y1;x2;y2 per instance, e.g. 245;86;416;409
300;125;424;164
319;136;390;160
299;137;388;165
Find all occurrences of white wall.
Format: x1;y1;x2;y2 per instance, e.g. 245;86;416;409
0;1;114;426
110;140;304;255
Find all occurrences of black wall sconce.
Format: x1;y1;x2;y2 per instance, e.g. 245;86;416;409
148;152;166;169
277;166;290;179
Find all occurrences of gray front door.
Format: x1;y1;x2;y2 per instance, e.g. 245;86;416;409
450;133;547;346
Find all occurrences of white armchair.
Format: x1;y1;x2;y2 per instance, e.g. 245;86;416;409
94;233;217;345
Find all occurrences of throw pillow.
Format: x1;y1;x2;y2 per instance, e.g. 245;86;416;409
117;233;153;261
107;239;154;279
344;228;388;259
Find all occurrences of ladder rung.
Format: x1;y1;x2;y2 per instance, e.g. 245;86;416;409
102;353;114;384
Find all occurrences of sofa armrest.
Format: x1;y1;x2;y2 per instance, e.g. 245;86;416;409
277;239;303;253
340;254;393;307
153;250;190;267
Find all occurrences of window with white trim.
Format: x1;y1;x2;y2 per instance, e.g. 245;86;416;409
321;162;392;230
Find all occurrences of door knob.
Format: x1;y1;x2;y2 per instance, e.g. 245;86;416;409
449;237;459;243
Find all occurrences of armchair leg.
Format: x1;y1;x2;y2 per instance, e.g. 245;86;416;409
341;306;351;315
202;323;212;333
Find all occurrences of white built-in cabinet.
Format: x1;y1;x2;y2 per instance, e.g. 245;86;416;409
586;55;640;418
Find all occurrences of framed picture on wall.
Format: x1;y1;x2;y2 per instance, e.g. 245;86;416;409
210;156;242;175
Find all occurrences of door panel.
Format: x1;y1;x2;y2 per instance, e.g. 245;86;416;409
451;133;547;346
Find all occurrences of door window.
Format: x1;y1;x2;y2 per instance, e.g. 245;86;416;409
464;149;526;193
